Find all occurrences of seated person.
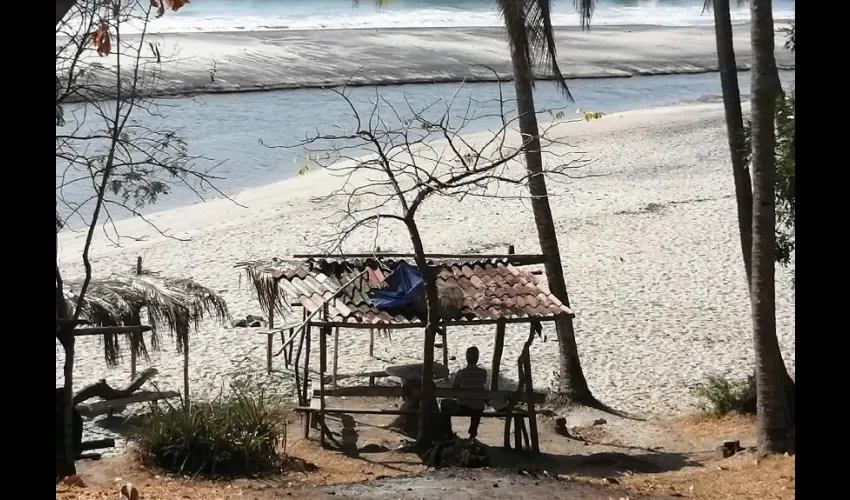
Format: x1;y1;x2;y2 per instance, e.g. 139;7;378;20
441;346;488;439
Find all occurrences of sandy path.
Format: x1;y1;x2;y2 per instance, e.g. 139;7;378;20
56;101;795;425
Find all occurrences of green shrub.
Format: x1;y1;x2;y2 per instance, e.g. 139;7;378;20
694;375;756;415
136;386;288;477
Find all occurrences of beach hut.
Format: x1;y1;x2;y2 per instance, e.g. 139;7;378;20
61;261;231;405
238;251;574;453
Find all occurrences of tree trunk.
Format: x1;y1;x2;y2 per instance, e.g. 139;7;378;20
711;0;795;427
749;0;794;455
509;45;594;404
711;0;753;285
406;219;439;448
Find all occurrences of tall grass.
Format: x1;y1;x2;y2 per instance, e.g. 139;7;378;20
136;383;288;477
694;375;757;416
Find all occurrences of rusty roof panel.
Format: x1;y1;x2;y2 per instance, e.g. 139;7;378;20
263;257;570;325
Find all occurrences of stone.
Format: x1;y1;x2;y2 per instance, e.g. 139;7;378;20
715;440;742;459
249;320;262;327
231;319;248;328
592;418;608;426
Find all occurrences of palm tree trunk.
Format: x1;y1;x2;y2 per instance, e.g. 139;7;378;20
406;219;439;448
749;0;793;455
509;44;594;404
711;0;753;284
711;0;795;426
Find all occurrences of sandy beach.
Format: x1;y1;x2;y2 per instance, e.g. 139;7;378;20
56;100;796;421
60;24;794;99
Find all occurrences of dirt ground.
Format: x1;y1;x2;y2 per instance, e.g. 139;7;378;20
56;401;795;500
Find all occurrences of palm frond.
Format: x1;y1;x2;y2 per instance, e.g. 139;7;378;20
236;260;294;321
499;0;597;101
64;273;231;365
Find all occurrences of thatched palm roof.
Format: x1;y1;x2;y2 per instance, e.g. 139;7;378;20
63;271;230;366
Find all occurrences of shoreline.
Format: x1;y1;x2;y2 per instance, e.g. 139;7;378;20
57;101;795;427
59;23;794;102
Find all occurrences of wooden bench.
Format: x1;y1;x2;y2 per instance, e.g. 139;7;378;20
296;383;544;451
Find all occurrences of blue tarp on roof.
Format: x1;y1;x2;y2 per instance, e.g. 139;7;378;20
370;261;424;309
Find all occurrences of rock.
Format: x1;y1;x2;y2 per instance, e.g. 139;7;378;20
246;314;265;323
592;418;607;426
62;475;86;488
249;320;262;327
715;440;743;459
554;417;570;437
231;319;248;328
556;474;573;482
359;443;390;453
603;477;620;485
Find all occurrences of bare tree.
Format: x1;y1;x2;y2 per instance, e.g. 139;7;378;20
265;80;594;447
55;0;226;478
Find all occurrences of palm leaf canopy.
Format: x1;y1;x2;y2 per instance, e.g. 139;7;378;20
498;0;595;101
63;271;230;366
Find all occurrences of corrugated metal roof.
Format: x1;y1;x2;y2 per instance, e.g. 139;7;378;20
270;257;571;325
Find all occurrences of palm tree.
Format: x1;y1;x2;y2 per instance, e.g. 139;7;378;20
705;0;753;282
748;0;794;454
706;0;795;426
496;0;600;405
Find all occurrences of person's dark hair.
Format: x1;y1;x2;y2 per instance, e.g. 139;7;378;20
466;346;479;365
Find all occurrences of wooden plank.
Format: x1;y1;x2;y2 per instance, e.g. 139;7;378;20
80;438;115;451
73;325;153;336
294;407;527;417
302;324;311;407
76;391;179;418
319;321;328;447
315;385;545;403
491;320;506;391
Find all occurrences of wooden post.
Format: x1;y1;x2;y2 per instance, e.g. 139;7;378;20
318;304;329;447
319;331;327;447
441;326;449;368
491;320;506;390
332;326;340;388
183;337;190;406
524;322;540;454
131;256;143;380
369;328;375;357
267;282;276;374
129;333;139;381
302;324;311;407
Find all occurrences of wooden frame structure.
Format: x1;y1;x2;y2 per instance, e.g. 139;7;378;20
242;250;575;454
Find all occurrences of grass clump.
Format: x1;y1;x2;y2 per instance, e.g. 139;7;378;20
136;385;288;477
694;375;756;416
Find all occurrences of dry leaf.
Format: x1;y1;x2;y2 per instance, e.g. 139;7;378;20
91;22;111;56
165;0;190;12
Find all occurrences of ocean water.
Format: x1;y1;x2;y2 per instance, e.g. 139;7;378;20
56;69;795;225
139;0;795;33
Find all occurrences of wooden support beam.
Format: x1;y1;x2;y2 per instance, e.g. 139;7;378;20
80;438;115;451
524;321;541;454
332;327;340;388
302;324;311;409
72;325;153;336
319;321;328;447
267;281;276;374
316;385;546;403
491;320;506;391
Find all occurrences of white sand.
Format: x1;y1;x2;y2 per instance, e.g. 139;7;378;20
56;101;795;418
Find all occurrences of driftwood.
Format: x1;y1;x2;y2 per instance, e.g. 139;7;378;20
73;368;158;405
76;390;180;418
